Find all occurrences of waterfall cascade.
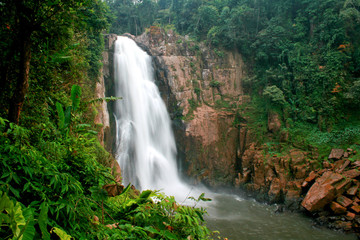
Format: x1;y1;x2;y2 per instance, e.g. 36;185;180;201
113;36;189;198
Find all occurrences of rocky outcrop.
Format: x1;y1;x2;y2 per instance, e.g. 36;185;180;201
97;34;122;182
300;150;360;233
235;145;360;233
96;34;117;152
135;26;249;186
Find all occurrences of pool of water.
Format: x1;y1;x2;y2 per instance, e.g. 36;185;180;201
203;192;357;240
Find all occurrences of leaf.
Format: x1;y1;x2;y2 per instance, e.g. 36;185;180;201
163;230;177;240
11;202;26;238
119;184;131;196
18;207;36;240
50;227;73;240
9;186;20;198
71;85;81;111
139;190;152;203
64;106;72;128
194;210;204;222
56;102;65;129
144;226;160;235
38;202;50;240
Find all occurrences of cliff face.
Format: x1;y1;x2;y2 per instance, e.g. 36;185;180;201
135;27;250;186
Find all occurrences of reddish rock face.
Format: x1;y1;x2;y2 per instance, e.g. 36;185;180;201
268;178;281;202
328;148;344;160
343;169;360;179
347;183;359;196
330;201;347;215
336;195;353;208
268;112;281;133
350;205;360;213
301;171;343;212
346;212;356;220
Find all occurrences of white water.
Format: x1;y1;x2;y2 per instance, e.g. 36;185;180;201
113;36;191;199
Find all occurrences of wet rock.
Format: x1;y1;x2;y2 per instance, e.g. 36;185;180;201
350;205;360;213
302;171;318;188
110;159;122;183
336;195;353;208
268;178;281;203
343;169;360;179
346;212;356;220
301;171;343;212
328;149;344;160
333;221;352;231
334;178;352;195
285;189;301;210
330;201;347;215
347;183;359;196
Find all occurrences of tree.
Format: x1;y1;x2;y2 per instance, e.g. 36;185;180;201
0;0;105;124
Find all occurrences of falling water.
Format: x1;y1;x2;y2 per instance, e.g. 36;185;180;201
113;36;189;197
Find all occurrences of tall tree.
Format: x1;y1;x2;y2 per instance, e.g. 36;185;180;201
0;0;103;124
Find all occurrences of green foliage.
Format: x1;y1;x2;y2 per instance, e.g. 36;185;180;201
209;80;221;88
70;85;81;112
263;85;286;107
0;84;212;239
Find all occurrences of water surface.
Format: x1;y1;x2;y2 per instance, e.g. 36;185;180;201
205;193;357;240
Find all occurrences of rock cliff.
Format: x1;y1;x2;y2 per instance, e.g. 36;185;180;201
135;26;249;186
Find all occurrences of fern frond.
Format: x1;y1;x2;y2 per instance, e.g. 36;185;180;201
71;85;81;111
56;102;65;129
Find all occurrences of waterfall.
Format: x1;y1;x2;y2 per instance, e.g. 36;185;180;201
113;36;188;198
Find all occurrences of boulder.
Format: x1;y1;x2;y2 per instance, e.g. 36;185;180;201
346;212;356;220
350;205;360;213
334;160;350;173
347;183;359;196
343;169;360;179
336;195;353;208
301;171;343;212
328;149;344;160
330;201;347;215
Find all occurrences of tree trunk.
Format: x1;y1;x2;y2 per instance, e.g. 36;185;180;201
8;35;32;124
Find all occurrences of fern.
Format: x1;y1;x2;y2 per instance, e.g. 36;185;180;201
70;85;81;111
56;102;65;129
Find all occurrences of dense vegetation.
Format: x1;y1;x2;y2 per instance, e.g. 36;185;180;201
106;0;360;154
0;0;211;239
1;0;360;238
